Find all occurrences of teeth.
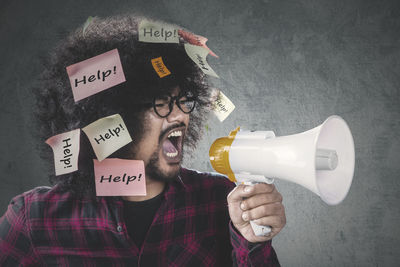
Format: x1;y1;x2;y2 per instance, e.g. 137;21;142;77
168;130;182;138
166;151;178;157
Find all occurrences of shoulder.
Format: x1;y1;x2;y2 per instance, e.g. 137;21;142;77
179;167;235;194
9;185;78;219
2;186;55;227
8;186;53;209
14;185;70;204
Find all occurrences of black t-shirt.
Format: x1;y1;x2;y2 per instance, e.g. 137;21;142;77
122;192;164;248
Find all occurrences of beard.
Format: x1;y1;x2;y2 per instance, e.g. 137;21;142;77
145;147;184;183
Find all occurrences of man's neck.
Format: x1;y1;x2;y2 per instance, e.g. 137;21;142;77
122;178;166;202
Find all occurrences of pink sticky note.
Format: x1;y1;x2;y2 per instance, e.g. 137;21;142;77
66;49;126;102
45;129;80;176
94;158;146;196
179;29;219;58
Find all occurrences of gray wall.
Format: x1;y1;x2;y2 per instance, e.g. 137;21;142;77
1;0;399;266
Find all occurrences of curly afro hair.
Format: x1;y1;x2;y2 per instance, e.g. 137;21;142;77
33;14;214;198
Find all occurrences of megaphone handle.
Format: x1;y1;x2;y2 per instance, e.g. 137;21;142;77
243;180;274;236
250;220;272;236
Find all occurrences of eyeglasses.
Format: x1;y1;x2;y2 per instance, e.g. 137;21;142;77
152;92;197;118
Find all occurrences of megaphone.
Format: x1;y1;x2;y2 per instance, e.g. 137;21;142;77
209;115;355;236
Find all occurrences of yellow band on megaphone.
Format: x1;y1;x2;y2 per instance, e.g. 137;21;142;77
209;127;240;182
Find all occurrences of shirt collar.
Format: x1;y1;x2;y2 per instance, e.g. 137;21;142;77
163;167;188;201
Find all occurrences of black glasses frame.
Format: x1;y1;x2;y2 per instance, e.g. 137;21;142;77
152;93;197;118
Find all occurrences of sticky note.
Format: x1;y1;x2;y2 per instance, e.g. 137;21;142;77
184;44;219;78
94;158;146;196
82;114;132;161
151;57;171;78
178;29;218;58
138;20;179;43
45;129;80;176
82;16;94;35
66;48;126;102
213;91;235;122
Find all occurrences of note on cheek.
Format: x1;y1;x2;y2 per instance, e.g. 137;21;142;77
45;129;80;176
178;29;218;58
213;91;235;122
138;20;179;43
66;48;126;102
184;44;219;78
82;114;132;161
94;159;146;196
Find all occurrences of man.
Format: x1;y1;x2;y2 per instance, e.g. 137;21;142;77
0;15;285;266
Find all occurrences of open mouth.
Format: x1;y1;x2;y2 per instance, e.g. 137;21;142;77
161;127;185;163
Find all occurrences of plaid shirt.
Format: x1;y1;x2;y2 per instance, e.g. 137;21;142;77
0;168;280;266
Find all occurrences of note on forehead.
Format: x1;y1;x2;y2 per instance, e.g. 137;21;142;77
213;91;235;122
94;159;146;196
139;20;179;43
66;48;126;102
179;30;218;58
184;44;219;78
82;114;132;161
151;57;171;78
45;129;80;176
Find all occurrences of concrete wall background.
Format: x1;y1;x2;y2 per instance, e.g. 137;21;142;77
0;0;399;266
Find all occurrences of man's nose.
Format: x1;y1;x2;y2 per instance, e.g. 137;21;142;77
166;100;186;123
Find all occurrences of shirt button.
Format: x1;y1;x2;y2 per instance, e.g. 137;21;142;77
117;225;123;232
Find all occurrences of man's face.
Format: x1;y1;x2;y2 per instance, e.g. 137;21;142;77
133;86;190;182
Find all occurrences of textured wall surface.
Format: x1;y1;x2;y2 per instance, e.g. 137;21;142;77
0;0;399;266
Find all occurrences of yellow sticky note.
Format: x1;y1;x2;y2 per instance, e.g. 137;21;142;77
184;44;219;78
151;57;171;78
82;114;132;161
213;91;235;122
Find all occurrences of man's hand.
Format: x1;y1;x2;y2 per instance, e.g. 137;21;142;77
227;183;286;243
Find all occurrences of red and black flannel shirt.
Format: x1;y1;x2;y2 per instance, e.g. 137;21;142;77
0;168;280;266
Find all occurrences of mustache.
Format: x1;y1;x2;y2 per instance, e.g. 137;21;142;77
159;122;187;143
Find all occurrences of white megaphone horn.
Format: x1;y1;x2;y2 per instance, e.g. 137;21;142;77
209;115;355;236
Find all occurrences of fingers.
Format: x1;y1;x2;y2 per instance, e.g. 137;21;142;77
240;189;282;210
252;215;286;230
241;202;285;222
242;202;286;236
253;215;286;237
246;183;275;195
227;183;275;204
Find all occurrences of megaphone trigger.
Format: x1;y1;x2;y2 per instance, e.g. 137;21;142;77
236;174;274;185
250;221;272;236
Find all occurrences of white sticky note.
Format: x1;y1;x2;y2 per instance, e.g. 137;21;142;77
45;129;80;176
138;20;179;43
213;91;235;122
82;114;132;161
184;43;219;78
